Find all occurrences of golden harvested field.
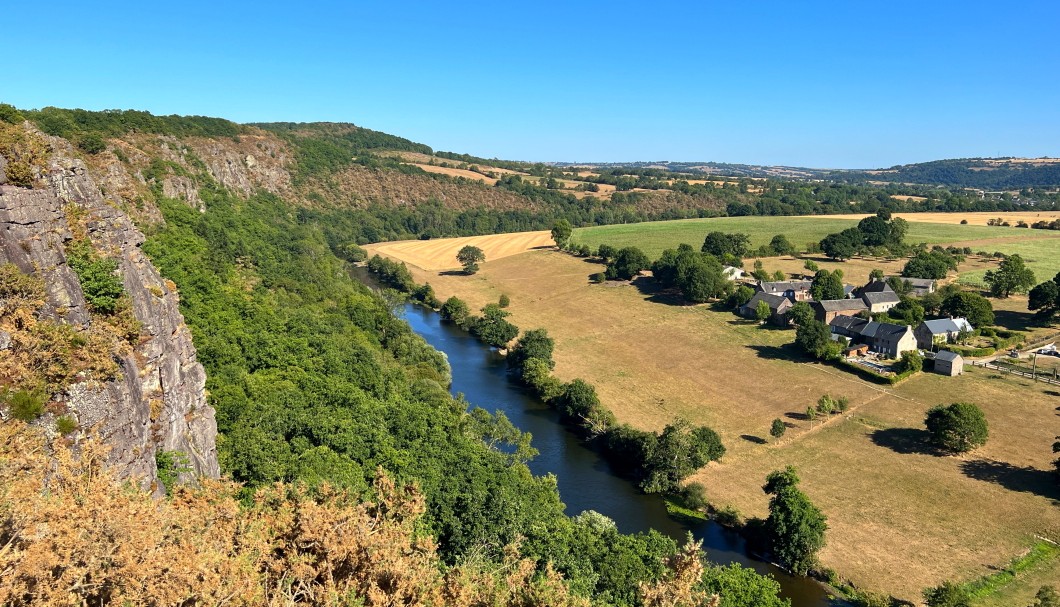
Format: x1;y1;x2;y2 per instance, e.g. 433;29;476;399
816;210;1060;226
406;163;498;184
374;235;1060;602
365;231;553;272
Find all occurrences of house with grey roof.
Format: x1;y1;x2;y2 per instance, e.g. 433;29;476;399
915;318;974;349
887;276;937;296
756;280;813;302
862;290;900;313
739;292;793;325
932;350;964;376
828;316;917;358
812;298;869;323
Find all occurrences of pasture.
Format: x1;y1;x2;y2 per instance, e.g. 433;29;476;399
370;216;1060;601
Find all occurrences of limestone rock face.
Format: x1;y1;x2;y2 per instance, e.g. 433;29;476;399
0;146;219;488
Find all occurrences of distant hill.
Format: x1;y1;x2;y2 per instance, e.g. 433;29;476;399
830;158;1060;190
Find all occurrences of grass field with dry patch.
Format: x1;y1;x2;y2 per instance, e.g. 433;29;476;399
367;231;554;272
370;227;1060;602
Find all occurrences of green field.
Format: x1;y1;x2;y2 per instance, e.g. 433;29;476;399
572;216;1060;282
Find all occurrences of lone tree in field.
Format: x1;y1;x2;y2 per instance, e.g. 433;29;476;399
770;418;786;440
762;466;827;576
985;253;1036;298
551;219;573;249
925;402;988;453
456;245;485;275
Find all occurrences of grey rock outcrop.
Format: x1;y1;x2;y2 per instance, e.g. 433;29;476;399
0;140;219;488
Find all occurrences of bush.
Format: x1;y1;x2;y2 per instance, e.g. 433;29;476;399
3;388;47;422
591;272;606;284
923;581;971;607
56;415;78;435
66;240;125;314
898;350;923;374
925;402;988;453
155;450;191;495
714;505;742;527
498;294;510;308
678;482;709;510
77;133;107;154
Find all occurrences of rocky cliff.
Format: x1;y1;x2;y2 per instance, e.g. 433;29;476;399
0;128;219;489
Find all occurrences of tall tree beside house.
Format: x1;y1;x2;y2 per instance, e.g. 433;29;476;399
787;301;813;327
456;245;486;274
985;254;1036;298
762;467;827;576
1028;272;1060;318
702;231;751;259
754;300;771;323
810;270;844;301
796;320;839;360
940;291;994;327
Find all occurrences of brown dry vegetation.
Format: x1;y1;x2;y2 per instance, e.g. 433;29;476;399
375;240;1060;602
367;231;554;272
406;163;500;184
0;422;596;607
326;165;535;211
816;210;1060;226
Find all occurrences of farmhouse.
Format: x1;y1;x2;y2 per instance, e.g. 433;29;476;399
932;350;964;376
914;318;975;350
829;316;917;358
812;298;869;323
862;290;901;313
756;280;813;302
739;292;792;325
888;276;937;296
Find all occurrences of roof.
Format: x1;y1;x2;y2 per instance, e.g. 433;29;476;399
863;291;901;305
935;350;963;363
843;284;857;297
830;316;909;339
815;299;868;312
830;315;869;332
861;280;895;294
758;280;812;294
888;276;936;288
744;292;792;312
921;317;974;334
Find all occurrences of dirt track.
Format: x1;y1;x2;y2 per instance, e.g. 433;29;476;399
365;231;554;271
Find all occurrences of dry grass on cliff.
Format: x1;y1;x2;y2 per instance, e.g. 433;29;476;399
0;422;596;607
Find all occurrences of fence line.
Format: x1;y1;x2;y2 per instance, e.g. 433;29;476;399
974;360;1060;386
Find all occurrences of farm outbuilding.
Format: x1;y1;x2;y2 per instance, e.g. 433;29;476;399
933;350;964;376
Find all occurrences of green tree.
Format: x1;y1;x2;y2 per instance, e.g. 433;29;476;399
551;219;573;248
762;467;827;576
940;291;994;327
439;296;470;326
498;293;510;308
925;402;988;453
770;418;787;440
819;228;861;261
700;562;790;607
803;260;819;273
702;232;750;258
597;243;617;261
607;246;651;280
507;328;555;378
1028;273;1060;317
456;245;486;274
985;254;1036;298
810;270;844;301
787;301;814;327
727;285;756;309
869;268;885;281
470;304;519;348
898;350;923;374
642;418;725;494
890;297;925;325
755;300;771;323
769;234;795;256
795;320;838;360
923;581;971;607
1031;585;1060;607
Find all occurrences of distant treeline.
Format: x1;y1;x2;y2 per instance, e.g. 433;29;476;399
833;158;1060;190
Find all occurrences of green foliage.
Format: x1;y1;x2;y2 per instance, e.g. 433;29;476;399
410;282;440;308
925;402;988;453
641;419;725;494
769;234;795;256
769;418;786;440
727;285;756;309
456;244;485;274
755;300;771;322
591;272;606;284
607;246;651;280
551;219;573;248
507;328;555;379
76;133;106;154
702;232;751;258
985;253;1037;298
653;246;730;303
439;296;470;326
365;254;415;291
898;350;923;374
597;243;617;261
2;388;47;422
923;581;971;607
819;228;861;260
0;103;26;124
27;107;244;140
155;450;191;495
338;243;368;263
803;260;819;273
762;466;827;576
810;270;845;301
498;293;510;308
1028;273;1060;317
66;240;125;314
55;415;78;435
699;562;791;607
796;320;839;360
469;303;519;348
940;291;994;327
889;297;925;325
903;249;958;279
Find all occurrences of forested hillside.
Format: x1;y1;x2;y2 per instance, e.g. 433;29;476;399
833;158;1060;189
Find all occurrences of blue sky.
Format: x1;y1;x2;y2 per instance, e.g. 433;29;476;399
3;1;1058;167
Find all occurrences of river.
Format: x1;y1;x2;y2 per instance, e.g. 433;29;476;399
399;303;838;607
